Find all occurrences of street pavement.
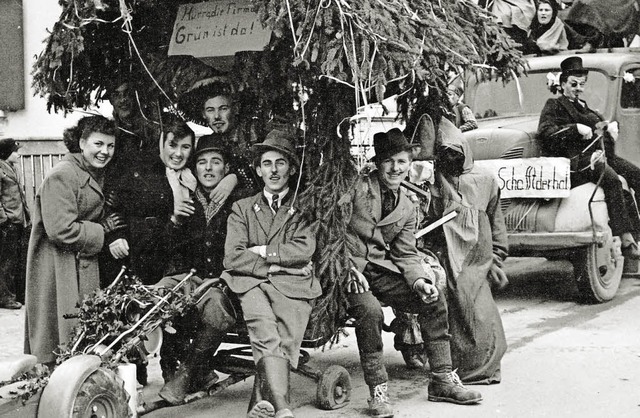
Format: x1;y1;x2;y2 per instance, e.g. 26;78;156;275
2;258;640;417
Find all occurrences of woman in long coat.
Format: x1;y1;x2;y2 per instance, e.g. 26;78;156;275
24;116;118;365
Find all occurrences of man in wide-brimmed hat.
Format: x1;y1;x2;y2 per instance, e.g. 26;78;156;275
179;77;260;201
344;128;482;417
221;128;319;418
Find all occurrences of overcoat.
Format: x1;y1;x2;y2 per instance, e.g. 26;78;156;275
346;172;427;288
24;154;105;364
0;159;28;226
221;192;321;300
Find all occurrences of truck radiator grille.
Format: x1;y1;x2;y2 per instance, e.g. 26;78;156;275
500;147;524;160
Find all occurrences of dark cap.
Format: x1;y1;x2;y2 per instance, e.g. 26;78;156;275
560;56;588;76
372;128;416;162
252;129;300;166
194;134;228;160
0;138;21;160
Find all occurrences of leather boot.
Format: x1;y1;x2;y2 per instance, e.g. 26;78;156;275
258;356;294;418
247;373;275;418
158;350;204;405
428;370;482;405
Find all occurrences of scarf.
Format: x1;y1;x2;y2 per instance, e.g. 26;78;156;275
195;187;223;225
534;17;568;52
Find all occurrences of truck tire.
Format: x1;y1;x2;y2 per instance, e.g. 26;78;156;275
571;236;623;303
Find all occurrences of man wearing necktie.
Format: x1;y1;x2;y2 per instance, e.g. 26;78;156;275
221;129;320;418
345;128;482;417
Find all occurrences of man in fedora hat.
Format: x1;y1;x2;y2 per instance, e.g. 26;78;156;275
0;138;29;309
221;128;320;418
158;134;242;404
344;128;482;417
539;56;640;259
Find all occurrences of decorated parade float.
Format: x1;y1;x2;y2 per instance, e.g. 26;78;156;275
1;0;530;416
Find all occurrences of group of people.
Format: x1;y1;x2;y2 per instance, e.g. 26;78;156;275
18;77;502;418
485;0;640;55
16;52;640;418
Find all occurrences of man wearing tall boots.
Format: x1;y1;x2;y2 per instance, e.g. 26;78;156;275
222;129;320;418
157;134;239;404
345;128;482;418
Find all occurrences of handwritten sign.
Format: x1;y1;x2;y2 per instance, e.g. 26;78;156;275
474;157;571;199
168;1;272;59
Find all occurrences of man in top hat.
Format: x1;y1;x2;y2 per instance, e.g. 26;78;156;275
157;134;241;404
221;129;320;418
345;128;482;417
0;138;29;309
538;56;640;258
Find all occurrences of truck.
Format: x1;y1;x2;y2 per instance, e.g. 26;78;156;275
463;48;640;303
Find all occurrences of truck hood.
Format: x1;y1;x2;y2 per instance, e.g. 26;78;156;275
464;114;541;160
476;114;540;133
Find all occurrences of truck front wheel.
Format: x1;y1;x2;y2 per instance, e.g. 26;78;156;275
571;236;623;303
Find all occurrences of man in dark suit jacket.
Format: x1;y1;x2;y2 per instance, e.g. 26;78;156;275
345;128;482;418
538;55;640;258
222;129;320;418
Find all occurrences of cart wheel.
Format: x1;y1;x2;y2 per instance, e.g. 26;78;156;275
37;355;130;418
316;365;351;410
572;236;623;303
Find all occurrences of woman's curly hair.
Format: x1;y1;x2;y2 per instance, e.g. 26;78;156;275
63;116;117;153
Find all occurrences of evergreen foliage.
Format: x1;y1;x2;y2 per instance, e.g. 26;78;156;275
32;0;525;336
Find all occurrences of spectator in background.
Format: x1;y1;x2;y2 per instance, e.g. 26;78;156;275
446;85;478;132
0;138;29;309
485;0;536;46
24;116;121;366
523;0;569;55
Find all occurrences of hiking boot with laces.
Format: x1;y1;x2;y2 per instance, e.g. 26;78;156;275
367;382;394;417
428;370;482;405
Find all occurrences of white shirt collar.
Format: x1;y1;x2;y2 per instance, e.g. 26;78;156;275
263;188;289;206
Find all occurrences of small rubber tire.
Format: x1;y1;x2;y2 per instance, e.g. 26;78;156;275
37;355;130;418
71;368;130;418
316;365;351;410
572;236;623;303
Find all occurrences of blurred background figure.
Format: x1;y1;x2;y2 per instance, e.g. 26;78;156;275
0;138;29;309
446;85;478;132
523;0;569;55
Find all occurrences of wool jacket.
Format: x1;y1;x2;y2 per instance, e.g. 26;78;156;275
222;191;321;299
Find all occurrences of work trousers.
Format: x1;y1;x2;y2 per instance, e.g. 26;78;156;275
573;161;635;237
0;223;24;301
238;282;312;369
347;263;451;388
156;274;238;369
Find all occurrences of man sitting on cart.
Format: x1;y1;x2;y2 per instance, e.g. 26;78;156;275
344;128;482;418
156;134;241;405
221;128;320;418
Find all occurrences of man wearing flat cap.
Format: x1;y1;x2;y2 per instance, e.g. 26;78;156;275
0;138;29;309
344;128;482;417
221;129;320;418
